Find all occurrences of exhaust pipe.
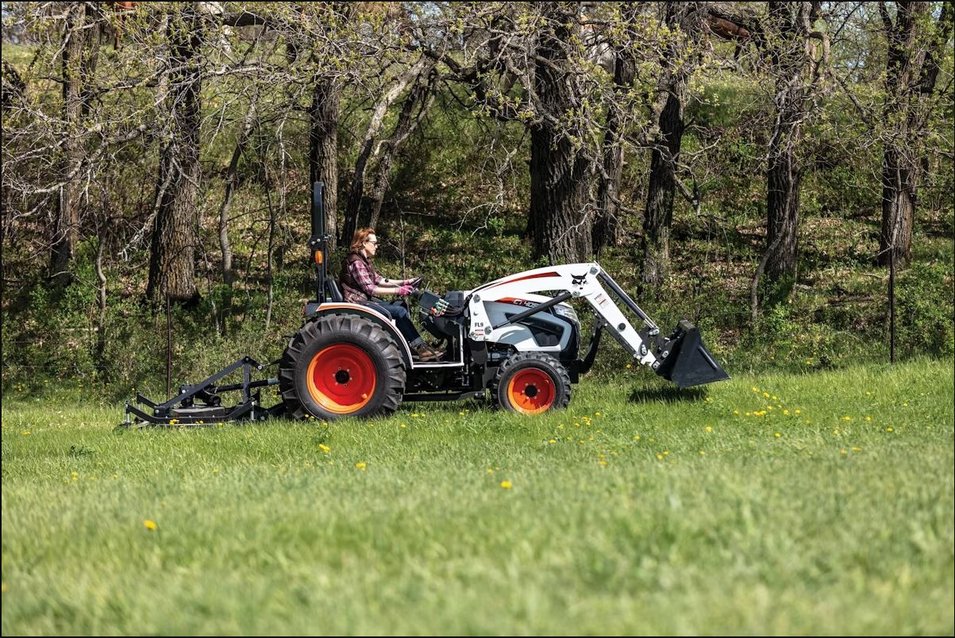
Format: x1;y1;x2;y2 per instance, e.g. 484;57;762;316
654;320;730;388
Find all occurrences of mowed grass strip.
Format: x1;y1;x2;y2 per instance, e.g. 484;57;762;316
2;359;953;635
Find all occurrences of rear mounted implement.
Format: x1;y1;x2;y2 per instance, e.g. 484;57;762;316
122;357;283;427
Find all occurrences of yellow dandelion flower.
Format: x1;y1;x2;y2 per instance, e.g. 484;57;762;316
886;427;894;432
762;392;770;398
20;431;30;436
705;425;713;433
774;432;781;438
733;410;740;415
841;416;852;421
400;423;407;428
865;416;872;422
795;409;801;415
751;386;759;393
500;480;512;489
548;439;557;444
487;468;494;474
656;453;664;460
699;450;705;456
143;519;158;531
851;447;861;452
355;461;367;471
633;434;641;441
594;411;601;416
783;409;790;415
318;444;331;454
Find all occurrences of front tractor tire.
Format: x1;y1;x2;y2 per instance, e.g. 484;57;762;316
279;314;406;420
493;352;571;415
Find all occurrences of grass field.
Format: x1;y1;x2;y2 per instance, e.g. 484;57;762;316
2;359;953;635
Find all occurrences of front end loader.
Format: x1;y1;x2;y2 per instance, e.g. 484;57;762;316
122;182;728;426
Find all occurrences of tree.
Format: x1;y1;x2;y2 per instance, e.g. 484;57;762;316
592;3;642;256
639;1;706;292
422;2;627;264
50;1;101;286
704;2;829;313
761;1;825;294
877;0;953;268
341;53;434;244
525;2;596;264
146;3;204;304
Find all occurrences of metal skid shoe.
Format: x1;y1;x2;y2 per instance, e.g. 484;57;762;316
121;356;284;428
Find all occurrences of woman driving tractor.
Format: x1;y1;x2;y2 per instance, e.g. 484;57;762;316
339;227;445;361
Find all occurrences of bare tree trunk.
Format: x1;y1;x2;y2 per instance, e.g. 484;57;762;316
94;234;108;374
309;75;340;251
640;2;704;292
528;4;593;264
876;1;949;268
762;1;818;290
219;99;257;287
366;62;437;230
2;60;25;303
51;2;91;286
342;56;428;243
593;5;639;256
640;92;681;290
147;4;203;304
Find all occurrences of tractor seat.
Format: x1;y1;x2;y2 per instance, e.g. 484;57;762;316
326;279;344;302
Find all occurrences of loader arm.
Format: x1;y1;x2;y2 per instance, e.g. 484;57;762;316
465;262;729;387
466;263;659;368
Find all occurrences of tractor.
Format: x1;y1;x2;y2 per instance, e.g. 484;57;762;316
123;182;728;426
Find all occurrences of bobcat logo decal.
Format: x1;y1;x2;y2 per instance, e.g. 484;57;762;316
571;273;587;286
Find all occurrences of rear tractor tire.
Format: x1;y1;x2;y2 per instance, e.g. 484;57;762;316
278;314;406;420
493;352;571;415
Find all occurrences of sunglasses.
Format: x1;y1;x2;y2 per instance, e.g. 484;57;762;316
365;239;378;245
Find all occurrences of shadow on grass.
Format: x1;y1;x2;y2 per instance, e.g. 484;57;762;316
627;386;708;405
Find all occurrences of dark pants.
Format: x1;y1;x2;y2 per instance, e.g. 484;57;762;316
362;301;423;346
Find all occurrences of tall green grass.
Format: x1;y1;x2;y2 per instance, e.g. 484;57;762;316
2;359;953;635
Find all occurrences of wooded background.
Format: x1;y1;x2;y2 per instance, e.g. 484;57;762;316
2;1;953;397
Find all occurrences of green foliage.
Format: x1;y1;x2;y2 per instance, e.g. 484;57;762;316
895;260;955;359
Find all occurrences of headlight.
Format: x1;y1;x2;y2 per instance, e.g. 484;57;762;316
553;303;579;326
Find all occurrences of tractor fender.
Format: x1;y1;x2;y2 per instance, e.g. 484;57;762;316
305;302;413;369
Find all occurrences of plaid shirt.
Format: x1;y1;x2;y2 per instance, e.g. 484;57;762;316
342;255;383;303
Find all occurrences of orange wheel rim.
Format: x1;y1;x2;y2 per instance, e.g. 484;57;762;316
306;344;377;414
507;368;556;414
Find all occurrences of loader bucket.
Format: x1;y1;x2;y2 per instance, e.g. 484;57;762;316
654;320;730;388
